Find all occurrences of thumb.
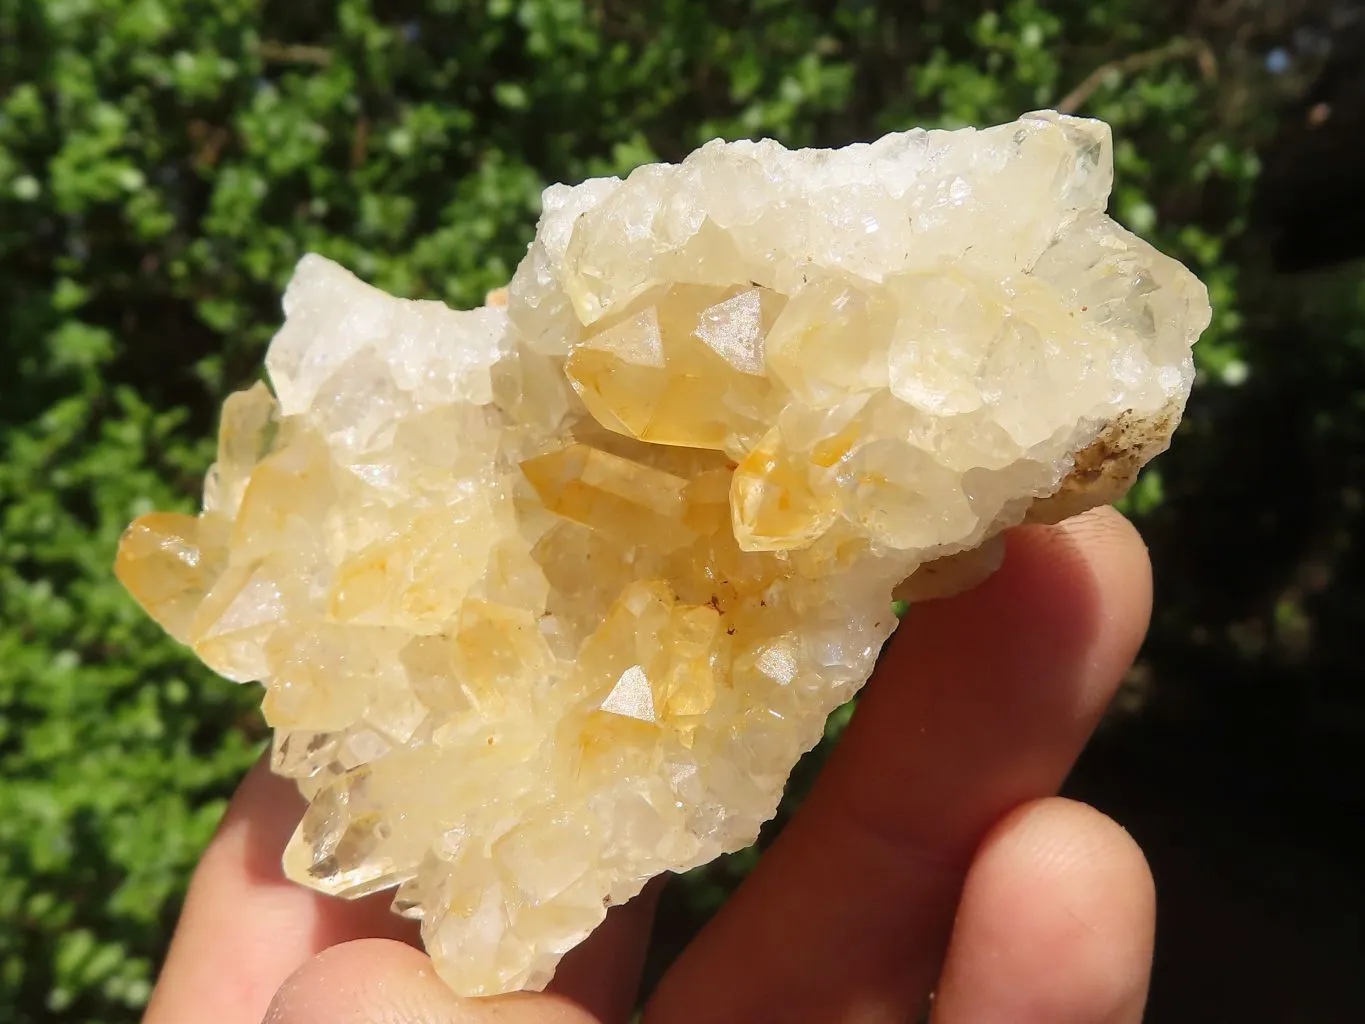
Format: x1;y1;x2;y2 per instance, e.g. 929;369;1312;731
261;940;603;1024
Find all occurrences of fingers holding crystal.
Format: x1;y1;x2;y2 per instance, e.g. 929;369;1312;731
147;751;656;1024
644;507;1152;1023
825;507;1153;866
259;892;660;1024
259;940;604;1024
143;756;421;1024
931;797;1156;1024
544;880;662;1023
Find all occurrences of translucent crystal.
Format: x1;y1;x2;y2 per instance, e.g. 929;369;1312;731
115;111;1210;996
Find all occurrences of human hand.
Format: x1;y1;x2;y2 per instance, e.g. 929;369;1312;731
143;506;1156;1024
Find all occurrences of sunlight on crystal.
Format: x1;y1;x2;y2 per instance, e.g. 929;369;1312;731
115;111;1210;997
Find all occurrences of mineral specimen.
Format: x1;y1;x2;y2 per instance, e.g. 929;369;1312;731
116;111;1209;995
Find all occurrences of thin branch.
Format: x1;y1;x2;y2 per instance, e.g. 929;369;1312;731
256;40;333;67
351;117;371;169
186;120;230;170
1058;37;1219;115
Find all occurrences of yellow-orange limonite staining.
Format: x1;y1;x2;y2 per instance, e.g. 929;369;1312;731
116;112;1209;995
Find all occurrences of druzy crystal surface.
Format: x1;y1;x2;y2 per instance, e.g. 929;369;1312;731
116;112;1209;995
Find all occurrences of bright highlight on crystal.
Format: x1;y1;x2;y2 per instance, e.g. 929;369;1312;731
116;111;1210;995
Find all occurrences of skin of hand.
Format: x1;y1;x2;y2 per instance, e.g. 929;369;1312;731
142;506;1157;1024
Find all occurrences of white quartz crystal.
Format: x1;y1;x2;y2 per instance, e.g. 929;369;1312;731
116;111;1210;995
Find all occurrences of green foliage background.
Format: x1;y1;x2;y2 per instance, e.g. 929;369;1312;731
2;1;1362;1020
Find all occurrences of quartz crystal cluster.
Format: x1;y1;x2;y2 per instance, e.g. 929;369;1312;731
116;111;1209;995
